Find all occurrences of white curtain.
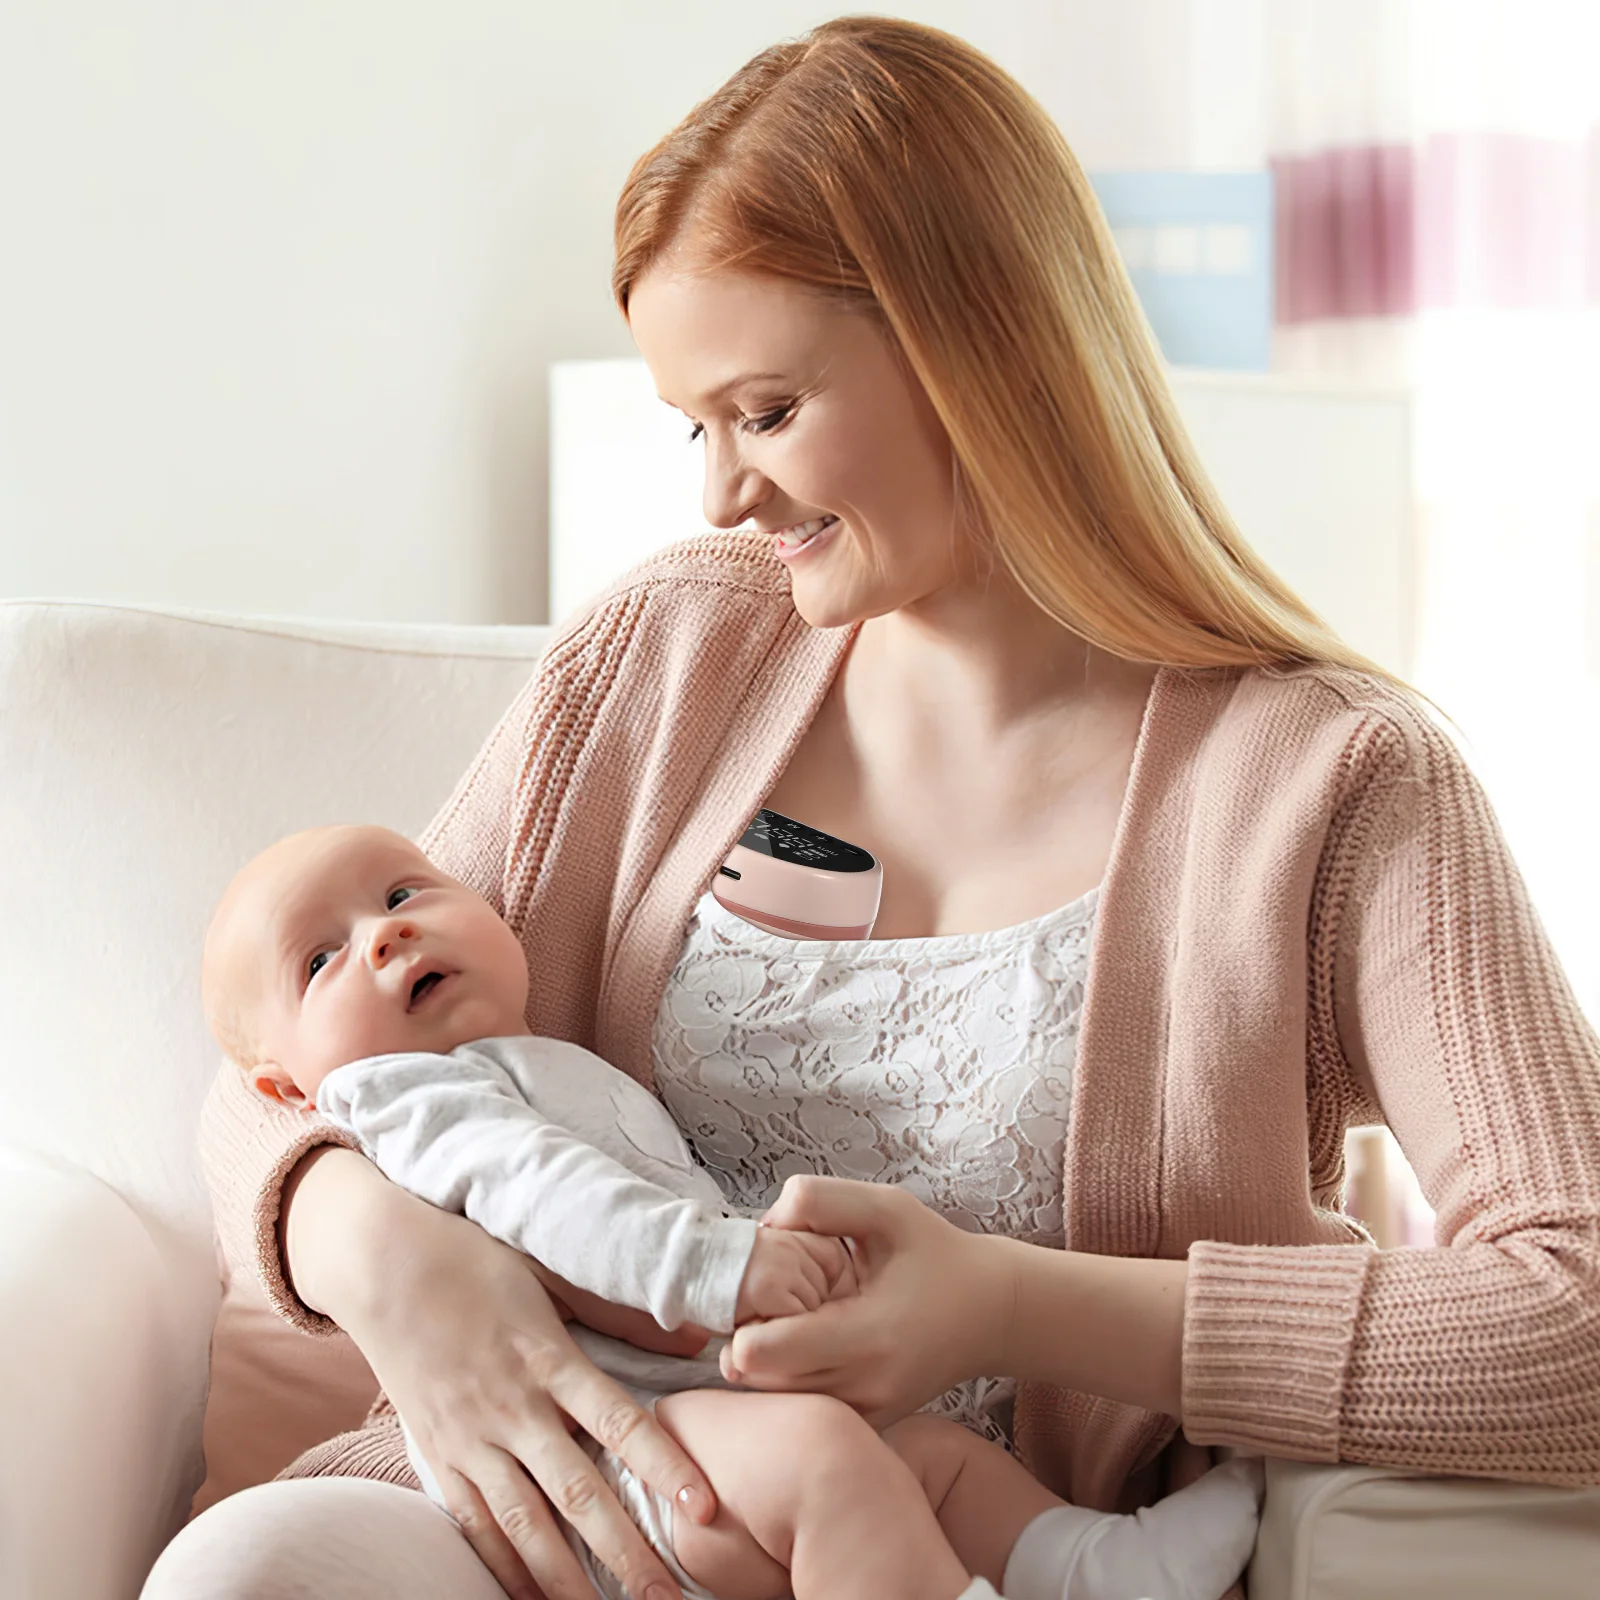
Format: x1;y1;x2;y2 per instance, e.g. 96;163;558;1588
1265;0;1600;1244
1021;0;1599;1245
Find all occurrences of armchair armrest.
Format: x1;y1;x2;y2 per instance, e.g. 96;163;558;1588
0;1147;213;1600
1251;1456;1600;1599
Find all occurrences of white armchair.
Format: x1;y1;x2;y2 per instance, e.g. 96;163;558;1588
2;599;1596;1600
0;599;548;1599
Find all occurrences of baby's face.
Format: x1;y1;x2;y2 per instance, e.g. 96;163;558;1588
206;825;530;1108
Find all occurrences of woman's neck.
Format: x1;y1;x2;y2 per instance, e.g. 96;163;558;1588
852;566;1154;743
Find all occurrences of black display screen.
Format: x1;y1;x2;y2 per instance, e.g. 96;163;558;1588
735;809;877;872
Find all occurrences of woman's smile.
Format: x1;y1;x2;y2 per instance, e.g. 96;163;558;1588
772;514;840;560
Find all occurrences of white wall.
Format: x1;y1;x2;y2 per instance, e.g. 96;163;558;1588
0;1;1255;625
0;4;980;622
1023;0;1264;169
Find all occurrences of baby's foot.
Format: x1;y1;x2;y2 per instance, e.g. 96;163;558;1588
1003;1456;1265;1600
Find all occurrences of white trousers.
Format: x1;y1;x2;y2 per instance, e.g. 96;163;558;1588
139;1477;1003;1600
140;1477;506;1599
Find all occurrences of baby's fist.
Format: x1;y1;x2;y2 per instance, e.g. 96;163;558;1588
735;1227;857;1324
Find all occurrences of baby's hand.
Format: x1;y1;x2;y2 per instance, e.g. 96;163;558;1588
734;1225;858;1324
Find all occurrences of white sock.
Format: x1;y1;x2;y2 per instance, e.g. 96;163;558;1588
1002;1456;1265;1600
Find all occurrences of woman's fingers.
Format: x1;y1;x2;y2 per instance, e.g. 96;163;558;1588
539;1352;718;1529
493;1419;682;1600
719;1333;844;1392
427;1345;707;1600
761;1173;903;1239
437;1463;555;1600
811;1233;857;1296
829;1244;860;1299
727;1296;875;1385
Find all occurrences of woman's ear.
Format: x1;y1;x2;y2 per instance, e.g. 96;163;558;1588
250;1062;310;1110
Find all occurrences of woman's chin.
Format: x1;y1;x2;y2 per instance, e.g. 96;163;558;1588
792;598;864;632
787;572;875;632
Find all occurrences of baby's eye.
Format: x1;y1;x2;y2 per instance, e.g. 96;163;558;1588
307;949;332;982
386;886;417;910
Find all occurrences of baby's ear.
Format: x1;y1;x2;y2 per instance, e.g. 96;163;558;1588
250;1061;311;1111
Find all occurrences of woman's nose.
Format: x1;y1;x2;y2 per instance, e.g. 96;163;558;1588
702;432;767;530
366;918;417;968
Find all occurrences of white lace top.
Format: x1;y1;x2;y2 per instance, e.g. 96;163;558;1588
650;883;1100;1451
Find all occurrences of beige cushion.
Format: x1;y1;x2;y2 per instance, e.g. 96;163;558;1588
1251;1457;1600;1598
187;1276;380;1517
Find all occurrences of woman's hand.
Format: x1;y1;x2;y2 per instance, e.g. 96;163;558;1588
284;1147;717;1600
721;1175;1016;1427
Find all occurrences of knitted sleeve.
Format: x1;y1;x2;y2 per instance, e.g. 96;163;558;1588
196;599;615;1333
1182;706;1600;1484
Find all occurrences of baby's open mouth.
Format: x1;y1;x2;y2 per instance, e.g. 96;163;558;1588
408;970;447;1009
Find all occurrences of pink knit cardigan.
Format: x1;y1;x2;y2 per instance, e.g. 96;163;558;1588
201;530;1600;1510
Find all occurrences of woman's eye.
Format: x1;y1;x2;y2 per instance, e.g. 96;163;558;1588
307;950;331;982
386;886;416;910
687;421;704;444
744;406;792;435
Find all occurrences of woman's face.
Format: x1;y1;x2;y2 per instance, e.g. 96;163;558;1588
627;263;982;629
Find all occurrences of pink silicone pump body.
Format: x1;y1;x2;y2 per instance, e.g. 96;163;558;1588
712;809;883;940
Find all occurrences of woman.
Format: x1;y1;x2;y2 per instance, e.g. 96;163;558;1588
145;16;1600;1600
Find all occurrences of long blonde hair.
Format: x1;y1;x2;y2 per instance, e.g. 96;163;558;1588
614;15;1406;687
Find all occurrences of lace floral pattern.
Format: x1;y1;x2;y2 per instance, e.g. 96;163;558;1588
651;886;1099;1451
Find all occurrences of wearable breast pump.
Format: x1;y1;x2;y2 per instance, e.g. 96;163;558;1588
713;809;883;940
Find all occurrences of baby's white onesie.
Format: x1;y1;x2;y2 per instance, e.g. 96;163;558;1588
319;1035;758;1336
318;1036;766;1599
316;1035;1251;1600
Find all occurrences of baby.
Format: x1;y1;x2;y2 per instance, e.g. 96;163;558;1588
202;823;1264;1600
